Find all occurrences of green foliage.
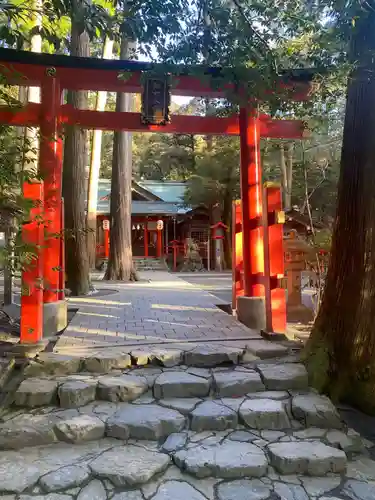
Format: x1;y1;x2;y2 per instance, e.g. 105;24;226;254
184;136;240;210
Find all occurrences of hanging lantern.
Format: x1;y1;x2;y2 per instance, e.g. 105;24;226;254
157;219;164;231
132;224;136;230
141;75;171;126
137;224;141;230
102;219;110;230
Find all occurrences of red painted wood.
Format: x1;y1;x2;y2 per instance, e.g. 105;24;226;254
157;228;163;258
104;227;110;259
21;182;44;344
0;61;313;100
40;77;62;303
239;109;264;297
232;201;244;310
0;105;308;139
266;185;286;332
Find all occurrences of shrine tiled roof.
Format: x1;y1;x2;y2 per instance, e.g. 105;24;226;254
96;179;190;215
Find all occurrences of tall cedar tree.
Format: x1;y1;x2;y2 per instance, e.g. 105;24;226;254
86;37;114;269
104;37;137;281
62;0;90;295
304;5;375;414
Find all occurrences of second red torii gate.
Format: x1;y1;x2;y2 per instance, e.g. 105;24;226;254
0;48;313;343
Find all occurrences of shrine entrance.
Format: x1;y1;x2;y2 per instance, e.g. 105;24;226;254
0;47;313;343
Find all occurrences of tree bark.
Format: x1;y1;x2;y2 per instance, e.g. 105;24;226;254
62;0;90;295
86;37;114;269
223;190;232;269
22;0;41;175
286;142;294;209
104;38;137;281
280;142;294;211
303;7;375;414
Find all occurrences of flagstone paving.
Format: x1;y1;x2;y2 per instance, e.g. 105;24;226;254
0;273;374;499
0;357;374;499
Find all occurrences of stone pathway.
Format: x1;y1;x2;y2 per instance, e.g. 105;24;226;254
0;272;374;499
1;345;375;499
55;272;259;355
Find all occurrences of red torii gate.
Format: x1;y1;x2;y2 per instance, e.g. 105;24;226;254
0;48;313;343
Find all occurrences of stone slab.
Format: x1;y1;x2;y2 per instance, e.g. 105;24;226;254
43;299;68;337
239;399;290;430
190;401;238;432
213;371;265;397
24;354;81;378
174;441;268;479
158;398;201;415
326;430;364;453
58;380;97;408
0;439;116;494
152;480;207;500
131;348;182;367
84;352;131;373
14;378;58;407
77;479;107;500
106;404;185;440
0;413;58;450
342;479;375;500
54;415;105;443
97;375;148;402
40;465;90;492
237;296;266;331
268;441;347;475
154;372;210;399
292;394;342;429
273;482;309;500
242;340;288;359
216;479;271;500
184;346;242;367
161;433;188;453
257;364;308;390
89;445;170;486
300;476;341;496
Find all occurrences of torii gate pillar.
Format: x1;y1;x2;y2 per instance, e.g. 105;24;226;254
39;73;67;336
237;108;267;329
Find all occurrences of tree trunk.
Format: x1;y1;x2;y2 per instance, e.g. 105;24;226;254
62;0;90;295
303;7;375;414
22;0;41;177
211;204;223;271
280;142;293;211
104;38;137;281
87;37;114;269
286;142;294;210
223;191;232;269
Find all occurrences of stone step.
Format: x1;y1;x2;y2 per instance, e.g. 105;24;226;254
1;398;372;497
13;364;309;409
0;432;355;495
133;258;168;271
23;343;290;380
0;385;363;456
